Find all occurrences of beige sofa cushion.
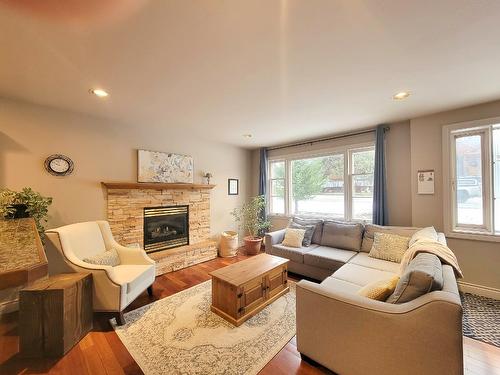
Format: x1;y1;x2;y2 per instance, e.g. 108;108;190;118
320;277;362;294
387;253;444;304
303;246;357;271
349;252;400;273
331;263;396;287
292;217;324;244
282;228;306;248
272;243;318;263
368;232;409;263
321;220;364;251
361;224;420;253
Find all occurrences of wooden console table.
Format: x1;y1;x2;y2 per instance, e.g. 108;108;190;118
19;273;93;357
210;253;289;326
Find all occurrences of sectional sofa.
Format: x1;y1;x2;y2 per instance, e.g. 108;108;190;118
265;218;463;375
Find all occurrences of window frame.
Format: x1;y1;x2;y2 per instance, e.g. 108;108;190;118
349;146;376;221
266;142;375;222
443;117;500;242
268;159;287;215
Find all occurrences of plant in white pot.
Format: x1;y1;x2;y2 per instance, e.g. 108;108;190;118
231;195;270;255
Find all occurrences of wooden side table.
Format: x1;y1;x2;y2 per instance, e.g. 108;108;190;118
19;273;93;357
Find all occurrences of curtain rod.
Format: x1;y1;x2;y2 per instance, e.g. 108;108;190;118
266;126;390;151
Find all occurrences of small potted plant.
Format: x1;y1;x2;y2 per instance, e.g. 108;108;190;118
231;195;270;255
0;187;53;236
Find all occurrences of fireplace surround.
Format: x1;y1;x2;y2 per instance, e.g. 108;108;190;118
143;205;189;253
102;182;217;275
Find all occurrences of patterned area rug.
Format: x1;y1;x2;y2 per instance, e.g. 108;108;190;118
111;281;296;375
461;292;500;348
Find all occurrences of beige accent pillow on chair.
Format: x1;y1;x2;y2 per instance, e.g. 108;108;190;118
369;232;410;263
83;248;121;266
281;228;306;248
357;275;400;301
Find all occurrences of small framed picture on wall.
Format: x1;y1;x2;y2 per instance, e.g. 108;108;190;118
417;170;435;194
228;179;239;195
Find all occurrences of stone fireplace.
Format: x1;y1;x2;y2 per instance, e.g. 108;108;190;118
102;182;217;275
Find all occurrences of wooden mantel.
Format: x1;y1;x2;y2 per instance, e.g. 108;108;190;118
101;182;216;190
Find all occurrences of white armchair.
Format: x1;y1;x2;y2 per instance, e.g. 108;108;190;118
44;221;156;325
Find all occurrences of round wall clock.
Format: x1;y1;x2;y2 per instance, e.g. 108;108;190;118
44;154;74;176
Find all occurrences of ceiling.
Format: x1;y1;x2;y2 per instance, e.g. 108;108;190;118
1;0;500;148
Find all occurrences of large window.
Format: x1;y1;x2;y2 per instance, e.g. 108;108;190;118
268;144;375;222
444;118;500;239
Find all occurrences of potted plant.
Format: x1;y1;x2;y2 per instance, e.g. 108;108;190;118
231;195;270;255
0;187;53;236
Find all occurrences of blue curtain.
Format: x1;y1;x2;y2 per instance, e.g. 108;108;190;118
258;148;268;225
373;125;388;225
259;148;268;196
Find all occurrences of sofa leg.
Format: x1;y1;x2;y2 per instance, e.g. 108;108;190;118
300;353;320;366
115;312;126;326
147;286;153;297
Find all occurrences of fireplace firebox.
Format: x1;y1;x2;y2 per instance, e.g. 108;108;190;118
143;205;189;253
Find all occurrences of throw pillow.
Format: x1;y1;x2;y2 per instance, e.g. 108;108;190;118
409;226;438;246
288;222;315;246
291;217;324;244
369;232;410;263
387;253;444;304
83;248;121;266
281;228;306;248
357;275;400;301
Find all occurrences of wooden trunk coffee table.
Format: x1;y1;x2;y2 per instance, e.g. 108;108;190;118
210;253;289;326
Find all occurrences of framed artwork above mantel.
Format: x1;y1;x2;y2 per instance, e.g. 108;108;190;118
137;149;193;183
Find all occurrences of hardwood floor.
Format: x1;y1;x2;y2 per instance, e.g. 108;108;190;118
1;250;499;375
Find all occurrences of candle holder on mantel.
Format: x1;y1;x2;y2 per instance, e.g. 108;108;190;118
203;172;213;185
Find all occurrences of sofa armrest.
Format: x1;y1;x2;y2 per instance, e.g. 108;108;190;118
114;244;155;265
296;280;463;375
265;229;286;254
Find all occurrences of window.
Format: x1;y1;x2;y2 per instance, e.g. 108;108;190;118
444;118;500;240
267;144;375;222
269;160;285;215
350;148;375;221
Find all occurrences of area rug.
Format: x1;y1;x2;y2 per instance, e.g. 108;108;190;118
111;281;296;375
461;292;500;348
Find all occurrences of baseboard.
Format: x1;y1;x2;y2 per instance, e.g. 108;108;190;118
458;281;500;300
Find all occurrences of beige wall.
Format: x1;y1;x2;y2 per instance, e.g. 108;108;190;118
410;99;500;290
0;98;252;238
385;121;412;226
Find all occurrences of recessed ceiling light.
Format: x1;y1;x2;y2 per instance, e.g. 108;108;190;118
89;88;109;98
393;91;410;100
243;134;252;138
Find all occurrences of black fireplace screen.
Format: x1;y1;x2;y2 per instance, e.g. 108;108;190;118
143;205;189;253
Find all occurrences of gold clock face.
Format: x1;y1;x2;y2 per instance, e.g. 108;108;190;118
45;154;74;176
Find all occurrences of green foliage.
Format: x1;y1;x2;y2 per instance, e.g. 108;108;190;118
291;158;327;203
231;195;270;238
0;187;53;236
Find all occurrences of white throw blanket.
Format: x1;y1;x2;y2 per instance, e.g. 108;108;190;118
399;240;464;278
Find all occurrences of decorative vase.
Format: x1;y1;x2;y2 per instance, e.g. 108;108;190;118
6;204;30;219
244;236;263;255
